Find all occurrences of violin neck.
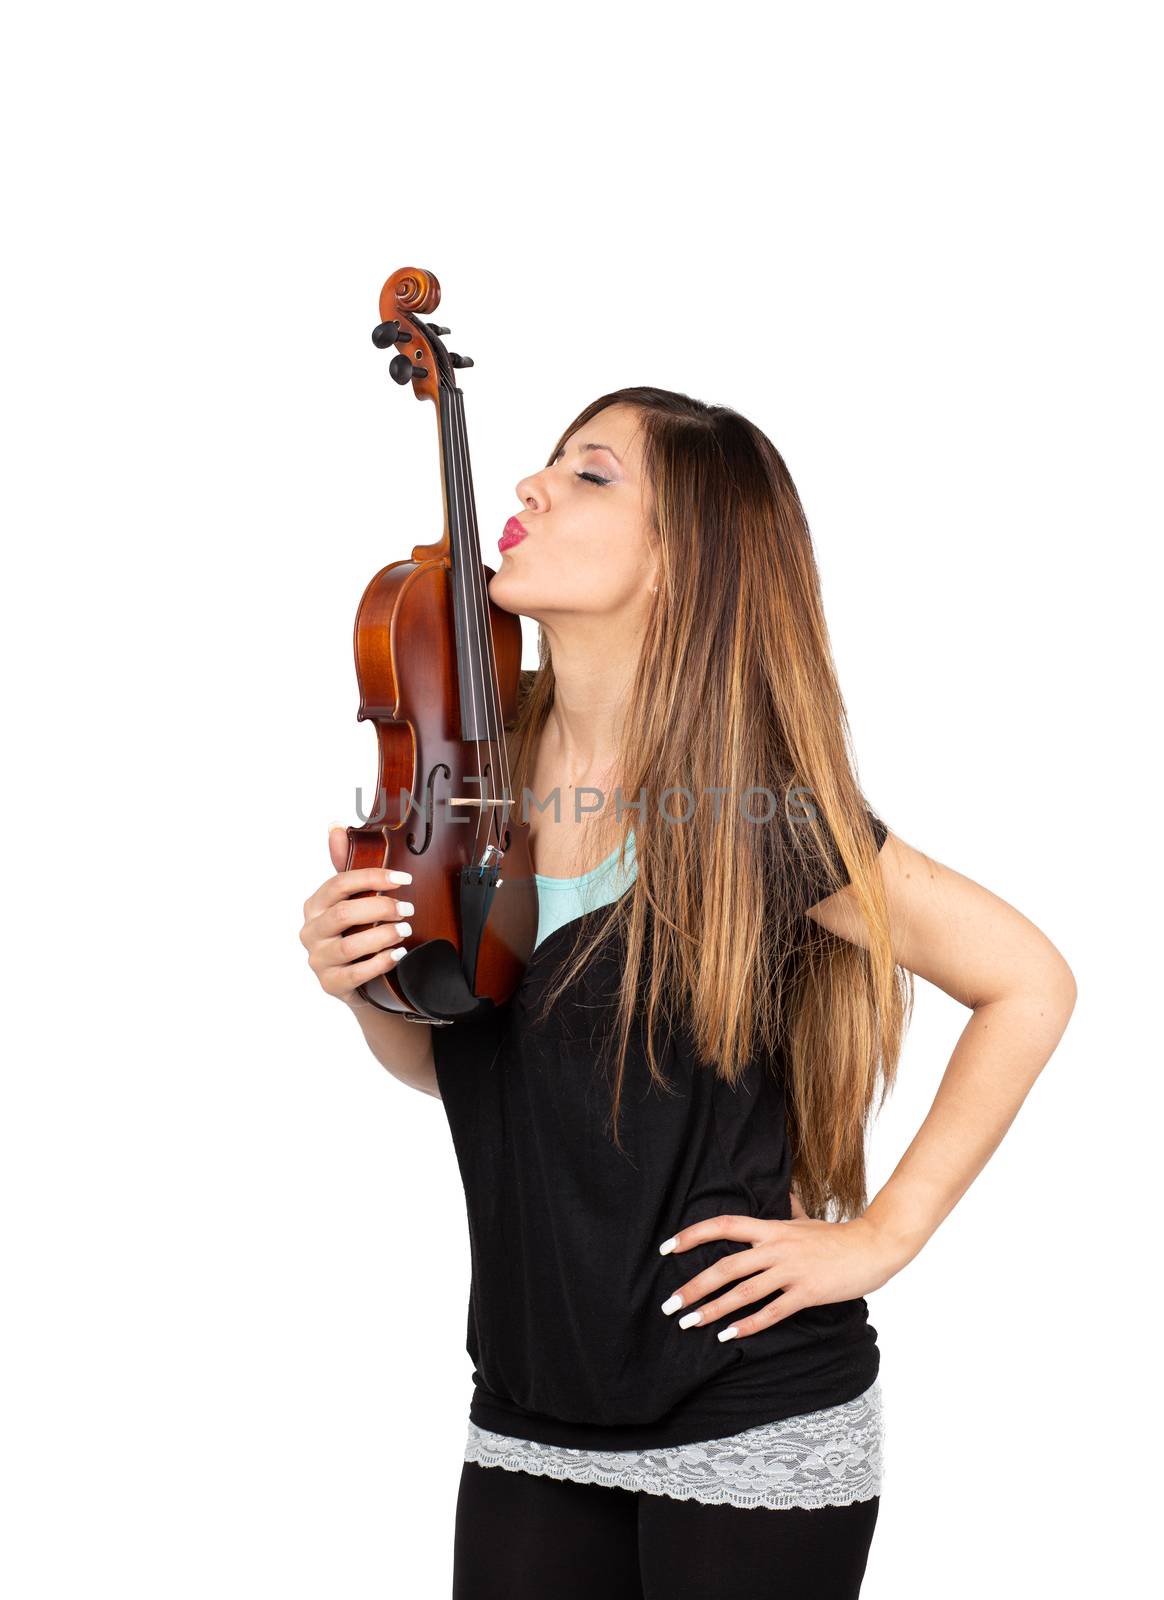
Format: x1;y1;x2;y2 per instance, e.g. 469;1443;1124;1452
439;382;502;743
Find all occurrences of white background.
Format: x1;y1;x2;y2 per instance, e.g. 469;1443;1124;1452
3;2;1159;1594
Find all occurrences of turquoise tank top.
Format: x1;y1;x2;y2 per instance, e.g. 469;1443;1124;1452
533;830;638;950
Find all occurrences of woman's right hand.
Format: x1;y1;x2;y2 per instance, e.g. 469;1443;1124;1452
300;825;416;1006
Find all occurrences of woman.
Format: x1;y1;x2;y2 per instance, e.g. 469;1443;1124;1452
300;387;1077;1598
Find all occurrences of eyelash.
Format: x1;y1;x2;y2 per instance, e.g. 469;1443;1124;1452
551;447;610;487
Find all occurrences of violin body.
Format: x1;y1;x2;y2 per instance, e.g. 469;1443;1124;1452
343;268;538;1023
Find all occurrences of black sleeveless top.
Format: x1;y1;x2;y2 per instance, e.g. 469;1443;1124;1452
432;811;889;1451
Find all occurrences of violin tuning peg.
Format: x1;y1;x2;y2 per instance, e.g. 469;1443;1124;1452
427;323;451;336
372;319;404;349
449;352;475;369
389;353;429;384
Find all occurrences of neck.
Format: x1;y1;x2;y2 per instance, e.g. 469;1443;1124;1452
535;616;641;791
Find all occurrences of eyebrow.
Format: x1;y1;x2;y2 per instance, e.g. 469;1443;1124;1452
555;440;624;467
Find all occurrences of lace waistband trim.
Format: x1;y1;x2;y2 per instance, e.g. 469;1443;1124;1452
463;1378;883;1512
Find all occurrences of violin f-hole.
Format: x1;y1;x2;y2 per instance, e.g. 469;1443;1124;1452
406;762;451;854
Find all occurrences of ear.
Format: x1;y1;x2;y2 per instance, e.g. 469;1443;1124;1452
645;547;660;596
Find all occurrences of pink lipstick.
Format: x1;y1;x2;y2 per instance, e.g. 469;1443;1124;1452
499;516;528;553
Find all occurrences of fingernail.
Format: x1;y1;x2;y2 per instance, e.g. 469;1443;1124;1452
387;870;413;884
660;1294;683;1315
395;901;415;916
329;821;346;832
717;1326;739;1342
395;923;412;938
678;1310;702;1329
658;1237;678;1255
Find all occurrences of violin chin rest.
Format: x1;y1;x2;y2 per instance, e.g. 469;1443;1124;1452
393;938;497;1021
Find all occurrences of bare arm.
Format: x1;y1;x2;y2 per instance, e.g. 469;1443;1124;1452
342;992;440;1099
807;830;1077;1270
300;826;440;1099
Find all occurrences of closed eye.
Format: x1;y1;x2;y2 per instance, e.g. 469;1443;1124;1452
551;444;613;486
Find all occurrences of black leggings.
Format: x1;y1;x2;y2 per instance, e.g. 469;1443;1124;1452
452;1459;880;1599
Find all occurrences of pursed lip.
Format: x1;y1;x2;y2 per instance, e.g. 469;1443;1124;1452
499;516;528;551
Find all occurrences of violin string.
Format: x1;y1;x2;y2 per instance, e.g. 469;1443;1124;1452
452;386;513;837
444;383;499;862
441;382;486;865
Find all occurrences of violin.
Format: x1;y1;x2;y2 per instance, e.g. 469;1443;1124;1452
342;267;538;1025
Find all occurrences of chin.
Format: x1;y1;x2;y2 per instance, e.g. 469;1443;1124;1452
486;566;526;616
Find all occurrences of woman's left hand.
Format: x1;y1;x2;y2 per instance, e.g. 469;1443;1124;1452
656;1205;904;1342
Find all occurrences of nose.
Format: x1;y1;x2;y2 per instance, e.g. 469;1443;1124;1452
514;468;546;511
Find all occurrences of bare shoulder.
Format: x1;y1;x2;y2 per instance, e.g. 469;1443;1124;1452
806;831;1076;1010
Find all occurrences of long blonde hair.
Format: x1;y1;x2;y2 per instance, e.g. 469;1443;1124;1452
507;387;913;1221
